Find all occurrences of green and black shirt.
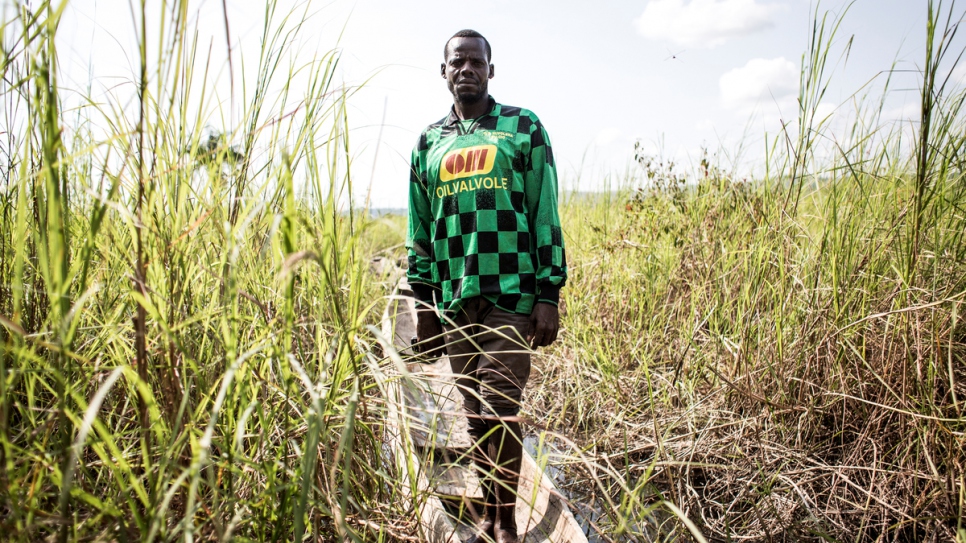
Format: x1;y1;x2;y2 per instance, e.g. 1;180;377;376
407;97;567;317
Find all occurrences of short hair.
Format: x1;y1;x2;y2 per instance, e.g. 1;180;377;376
444;29;492;62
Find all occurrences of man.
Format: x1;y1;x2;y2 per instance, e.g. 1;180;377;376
406;29;567;543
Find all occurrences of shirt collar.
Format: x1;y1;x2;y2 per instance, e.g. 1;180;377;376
444;96;498;126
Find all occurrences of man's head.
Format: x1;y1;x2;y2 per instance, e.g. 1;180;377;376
443;29;491;62
441;29;494;106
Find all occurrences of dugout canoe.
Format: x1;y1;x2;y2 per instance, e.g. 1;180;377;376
380;276;589;543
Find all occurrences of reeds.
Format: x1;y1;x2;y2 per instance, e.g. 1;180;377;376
0;1;409;540
526;2;966;541
3;0;965;542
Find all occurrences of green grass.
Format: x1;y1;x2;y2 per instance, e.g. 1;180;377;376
0;1;411;541
2;1;965;542
525;3;966;541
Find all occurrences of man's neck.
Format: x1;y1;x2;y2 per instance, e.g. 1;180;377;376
452;96;490;121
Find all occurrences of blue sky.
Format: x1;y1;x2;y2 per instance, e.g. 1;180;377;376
57;0;943;208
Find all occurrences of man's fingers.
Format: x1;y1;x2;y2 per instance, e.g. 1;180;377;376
413;311;446;359
428;338;445;358
416;312;442;341
542;322;559;347
531;323;548;348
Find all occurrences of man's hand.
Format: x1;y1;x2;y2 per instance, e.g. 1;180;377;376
415;310;446;359
527;302;559;349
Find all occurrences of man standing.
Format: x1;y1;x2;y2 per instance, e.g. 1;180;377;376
406;29;567;543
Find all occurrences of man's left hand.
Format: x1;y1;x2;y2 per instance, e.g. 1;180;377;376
528;302;559;349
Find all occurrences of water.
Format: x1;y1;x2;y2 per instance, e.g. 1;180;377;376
524;435;662;543
523;435;606;542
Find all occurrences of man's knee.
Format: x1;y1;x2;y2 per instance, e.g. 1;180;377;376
463;398;494;442
479;401;520;421
466;414;490;440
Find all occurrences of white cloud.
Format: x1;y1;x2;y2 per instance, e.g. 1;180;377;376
635;0;780;49
719;57;798;109
814;102;836;124
595;127;623;147
883;101;920;123
950;63;966;86
695;118;715;132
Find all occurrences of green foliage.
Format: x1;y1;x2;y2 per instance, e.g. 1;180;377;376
0;2;407;541
527;3;966;540
2;0;965;542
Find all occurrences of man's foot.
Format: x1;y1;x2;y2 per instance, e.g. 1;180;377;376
494;510;519;543
465;517;496;543
494;527;519;543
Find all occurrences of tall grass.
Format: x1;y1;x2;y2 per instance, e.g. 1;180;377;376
3;1;966;542
526;2;966;541
0;1;412;541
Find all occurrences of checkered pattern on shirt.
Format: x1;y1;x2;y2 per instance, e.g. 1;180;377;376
407;98;567;316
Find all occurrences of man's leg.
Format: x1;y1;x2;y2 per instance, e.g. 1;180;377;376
444;299;496;542
488;417;523;543
475;307;531;543
465;416;497;542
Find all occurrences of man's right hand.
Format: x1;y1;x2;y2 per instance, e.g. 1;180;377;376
415;310;446;359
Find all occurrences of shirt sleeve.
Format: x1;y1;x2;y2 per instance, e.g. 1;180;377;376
406;133;441;306
523;116;567;305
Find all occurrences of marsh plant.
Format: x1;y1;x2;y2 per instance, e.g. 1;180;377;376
2;0;966;542
528;2;966;541
0;1;415;541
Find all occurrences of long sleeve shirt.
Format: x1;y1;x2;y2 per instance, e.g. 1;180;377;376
407;97;567;317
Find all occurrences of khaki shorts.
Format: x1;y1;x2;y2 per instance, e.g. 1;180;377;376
444;297;531;418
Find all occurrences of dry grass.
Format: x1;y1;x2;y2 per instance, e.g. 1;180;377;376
524;5;966;540
528;86;965;543
527;164;965;541
3;1;966;542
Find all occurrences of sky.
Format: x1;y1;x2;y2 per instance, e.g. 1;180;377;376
53;0;945;209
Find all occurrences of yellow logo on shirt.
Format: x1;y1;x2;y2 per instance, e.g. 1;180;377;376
439;145;497;182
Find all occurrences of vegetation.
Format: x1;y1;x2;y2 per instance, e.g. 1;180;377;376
0;0;963;542
0;1;408;541
528;3;966;541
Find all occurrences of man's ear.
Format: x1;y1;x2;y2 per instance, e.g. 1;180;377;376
489;64;495;79
441;63;446;78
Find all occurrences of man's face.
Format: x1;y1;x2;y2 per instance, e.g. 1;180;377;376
441;37;493;105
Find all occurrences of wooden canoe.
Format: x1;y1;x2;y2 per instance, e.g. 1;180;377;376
380;278;589;543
